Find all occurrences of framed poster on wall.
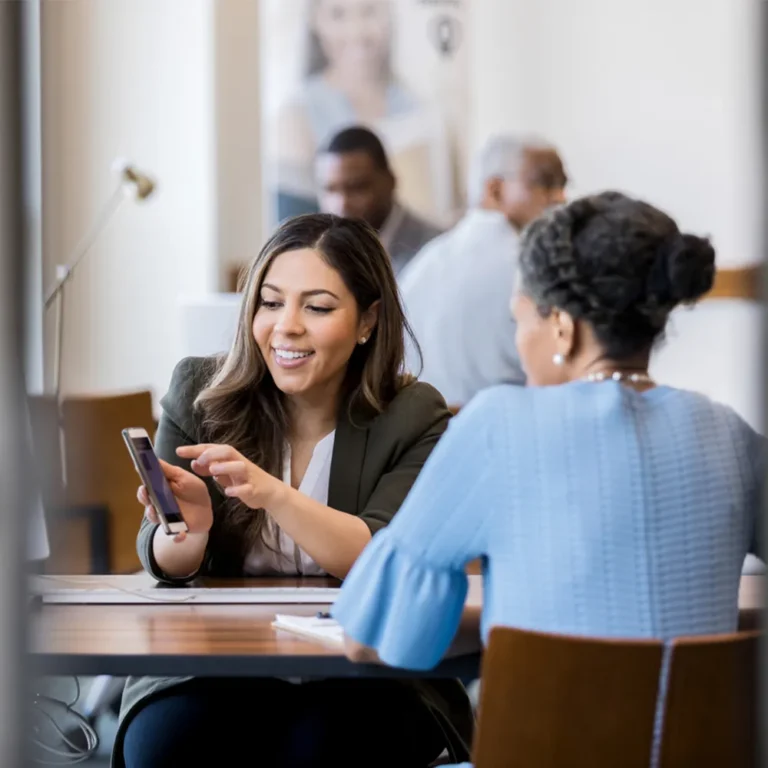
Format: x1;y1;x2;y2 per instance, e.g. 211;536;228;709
260;0;469;230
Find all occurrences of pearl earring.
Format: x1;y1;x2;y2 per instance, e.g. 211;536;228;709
552;353;565;366
359;336;368;345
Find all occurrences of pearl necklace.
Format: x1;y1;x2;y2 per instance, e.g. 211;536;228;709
584;370;654;384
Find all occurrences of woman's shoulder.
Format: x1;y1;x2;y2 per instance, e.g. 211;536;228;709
672;389;765;452
573;382;764;456
159;356;221;432
367;381;451;442
383;379;450;418
645;385;758;432
374;382;534;438
164;355;220;400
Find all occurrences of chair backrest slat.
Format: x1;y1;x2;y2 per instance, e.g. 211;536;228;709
62;390;155;573
473;627;664;768
473;626;759;768
659;630;759;768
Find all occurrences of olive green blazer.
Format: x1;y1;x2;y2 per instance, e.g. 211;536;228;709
137;355;451;580
115;356;473;766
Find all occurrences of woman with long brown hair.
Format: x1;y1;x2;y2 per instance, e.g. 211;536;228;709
116;214;473;767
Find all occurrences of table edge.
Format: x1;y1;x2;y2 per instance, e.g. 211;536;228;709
30;651;482;680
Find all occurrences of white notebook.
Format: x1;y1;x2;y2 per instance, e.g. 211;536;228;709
272;614;344;646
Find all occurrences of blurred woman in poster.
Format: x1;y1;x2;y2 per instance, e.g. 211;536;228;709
273;0;454;224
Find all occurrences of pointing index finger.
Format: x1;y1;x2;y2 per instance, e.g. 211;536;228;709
177;444;238;465
176;445;211;459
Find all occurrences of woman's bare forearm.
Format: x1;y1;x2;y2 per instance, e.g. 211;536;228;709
265;483;371;579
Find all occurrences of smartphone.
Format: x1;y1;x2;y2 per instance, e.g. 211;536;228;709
122;427;189;535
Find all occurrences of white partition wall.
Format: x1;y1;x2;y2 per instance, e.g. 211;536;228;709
40;0;218;403
469;0;763;433
469;0;761;271
176;293;242;360
651;300;764;430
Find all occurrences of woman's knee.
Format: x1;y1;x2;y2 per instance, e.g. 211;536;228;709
290;681;446;767
122;693;224;768
122;682;292;767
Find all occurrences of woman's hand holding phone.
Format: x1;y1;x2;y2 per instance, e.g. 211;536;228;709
138;458;213;543
176;444;282;511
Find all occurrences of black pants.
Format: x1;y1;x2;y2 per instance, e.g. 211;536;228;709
122;678;446;768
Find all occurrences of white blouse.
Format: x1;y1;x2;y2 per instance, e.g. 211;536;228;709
243;431;335;576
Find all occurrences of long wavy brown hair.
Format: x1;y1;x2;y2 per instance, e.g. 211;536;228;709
195;213;419;549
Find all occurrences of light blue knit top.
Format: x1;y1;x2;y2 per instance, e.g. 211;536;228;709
333;382;763;672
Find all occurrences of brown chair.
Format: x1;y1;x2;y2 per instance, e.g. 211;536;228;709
472;627;664;768
471;626;760;768
27;394;107;573
61;391;155;573
659;631;759;768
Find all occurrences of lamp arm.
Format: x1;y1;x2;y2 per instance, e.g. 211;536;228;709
43;182;126;309
43;180;127;399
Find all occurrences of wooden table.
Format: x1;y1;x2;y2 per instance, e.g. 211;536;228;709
30;574;762;679
30;574;483;679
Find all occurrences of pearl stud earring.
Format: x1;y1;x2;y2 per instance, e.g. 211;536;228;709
552;353;565;366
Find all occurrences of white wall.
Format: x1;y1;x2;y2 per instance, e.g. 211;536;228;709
214;0;761;280
214;0;263;288
470;0;762;268
41;0;217;403
470;0;763;425
651;302;764;430
210;0;762;275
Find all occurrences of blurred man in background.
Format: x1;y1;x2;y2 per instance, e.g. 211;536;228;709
400;136;568;406
316;126;443;275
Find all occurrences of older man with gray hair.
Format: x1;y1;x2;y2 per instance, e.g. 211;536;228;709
399;136;568;406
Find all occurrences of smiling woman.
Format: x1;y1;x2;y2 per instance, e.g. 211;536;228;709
116;214;474;768
254;248;377;395
183;214;415;570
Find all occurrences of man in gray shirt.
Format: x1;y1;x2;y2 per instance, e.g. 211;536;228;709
315;126;443;276
400;136;568;406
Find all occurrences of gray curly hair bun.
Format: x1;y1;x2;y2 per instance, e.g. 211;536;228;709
518;191;715;359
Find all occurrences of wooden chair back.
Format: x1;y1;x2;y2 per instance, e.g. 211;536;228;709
472;627;664;768
26;394;85;571
473;626;760;768
659;630;759;768
61;391;155;573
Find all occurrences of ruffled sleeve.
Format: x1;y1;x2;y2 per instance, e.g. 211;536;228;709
332;528;468;670
333;387;510;670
